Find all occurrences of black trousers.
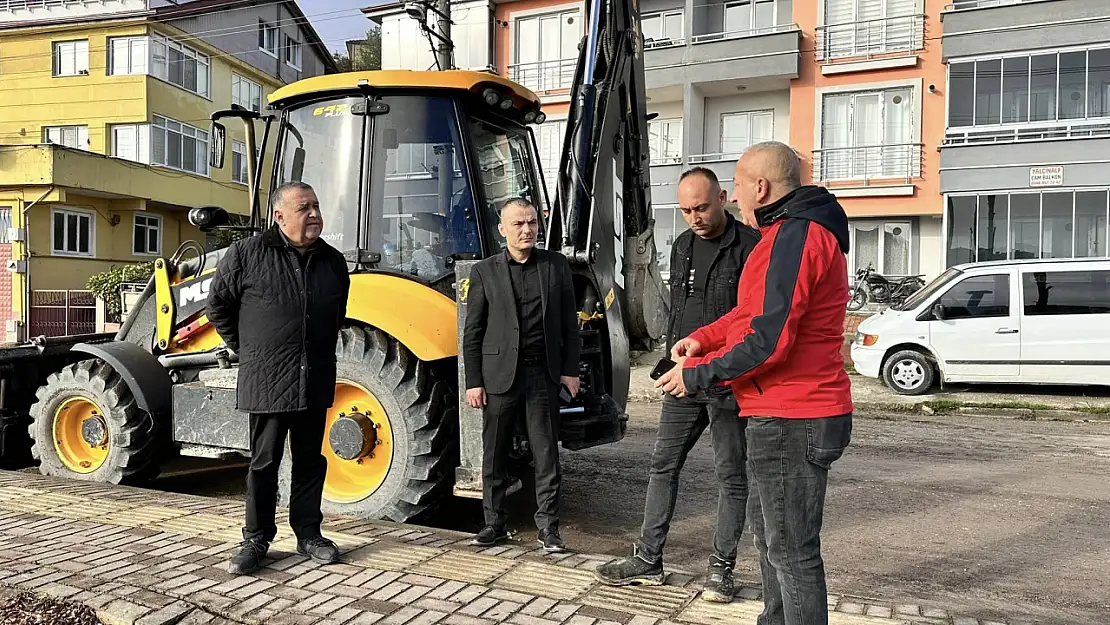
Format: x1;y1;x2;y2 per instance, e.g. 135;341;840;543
482;361;561;532
243;409;328;544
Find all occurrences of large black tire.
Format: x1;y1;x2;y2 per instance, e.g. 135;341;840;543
882;349;936;396
277;326;457;523
28;359;162;484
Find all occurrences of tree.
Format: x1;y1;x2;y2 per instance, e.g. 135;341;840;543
333;27;382;72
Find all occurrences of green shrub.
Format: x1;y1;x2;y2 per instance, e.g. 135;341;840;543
86;261;155;322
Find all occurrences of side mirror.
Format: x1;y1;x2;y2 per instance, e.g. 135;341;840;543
931;302;946;321
209;121;226;169
188;206;230;232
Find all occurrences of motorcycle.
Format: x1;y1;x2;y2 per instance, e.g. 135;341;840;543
848;263;926;311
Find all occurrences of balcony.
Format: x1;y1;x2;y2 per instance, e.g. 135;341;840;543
942;0;1110;58
816;14;925;71
813;144;924;185
509;59;577;95
0;0;148;23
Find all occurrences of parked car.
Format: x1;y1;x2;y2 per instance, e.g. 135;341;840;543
851;257;1110;395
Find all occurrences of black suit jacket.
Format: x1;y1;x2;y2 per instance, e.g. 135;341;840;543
463;248;580;395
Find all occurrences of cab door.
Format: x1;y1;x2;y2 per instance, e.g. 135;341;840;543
927;269;1020;381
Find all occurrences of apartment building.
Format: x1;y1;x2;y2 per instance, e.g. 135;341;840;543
940;0;1110;266
0;0;334;341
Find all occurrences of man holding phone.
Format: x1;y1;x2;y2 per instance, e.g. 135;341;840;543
462;198;581;553
595;167;760;602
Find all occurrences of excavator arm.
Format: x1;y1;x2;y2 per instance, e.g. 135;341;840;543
547;0;669;351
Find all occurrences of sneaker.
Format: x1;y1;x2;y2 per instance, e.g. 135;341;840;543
538;528;566;553
701;555;735;603
297;535;340;565
594;545;665;586
228;539;269;575
470;525;509;547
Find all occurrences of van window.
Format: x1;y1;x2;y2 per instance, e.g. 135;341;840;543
1023;270;1110;315
938;274;1010;319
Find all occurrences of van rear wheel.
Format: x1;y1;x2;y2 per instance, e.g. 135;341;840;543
882;350;935;396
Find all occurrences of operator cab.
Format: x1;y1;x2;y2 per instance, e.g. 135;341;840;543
265;71;551;286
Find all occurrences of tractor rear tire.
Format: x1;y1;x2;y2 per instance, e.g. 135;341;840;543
277;326;457;524
28;359;162;484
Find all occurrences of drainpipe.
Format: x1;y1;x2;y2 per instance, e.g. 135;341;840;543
18;186;54;343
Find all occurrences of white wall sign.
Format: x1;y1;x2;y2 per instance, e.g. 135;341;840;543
1029;166;1064;187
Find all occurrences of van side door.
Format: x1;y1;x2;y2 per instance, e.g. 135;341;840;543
926;269;1020;382
1018;266;1110;385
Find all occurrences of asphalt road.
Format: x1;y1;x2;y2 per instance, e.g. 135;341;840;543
152;403;1110;625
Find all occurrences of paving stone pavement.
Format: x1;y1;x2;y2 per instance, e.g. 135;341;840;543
0;470;1015;625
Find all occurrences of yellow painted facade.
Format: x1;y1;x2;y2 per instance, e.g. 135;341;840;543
0;18;291;341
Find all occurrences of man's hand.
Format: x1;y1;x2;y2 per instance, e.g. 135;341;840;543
466;387;487;409
561;376;580;398
654;355;689;397
671;337;703;360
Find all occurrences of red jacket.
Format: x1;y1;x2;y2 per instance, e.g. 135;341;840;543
681;186;853;418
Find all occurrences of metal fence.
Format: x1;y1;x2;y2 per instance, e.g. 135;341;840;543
508;59;577;93
29;290;96;337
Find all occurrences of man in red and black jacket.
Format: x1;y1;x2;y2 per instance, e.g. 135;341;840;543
656;141;853;625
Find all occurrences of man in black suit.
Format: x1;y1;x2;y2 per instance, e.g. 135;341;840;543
462;198;581;552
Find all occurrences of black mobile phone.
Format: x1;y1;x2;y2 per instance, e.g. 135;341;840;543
649;357;677;381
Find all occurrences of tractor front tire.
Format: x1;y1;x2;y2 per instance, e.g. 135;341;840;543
277;326;457;524
28;359;161;484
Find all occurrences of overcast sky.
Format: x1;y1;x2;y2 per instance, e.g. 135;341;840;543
299;0;390;53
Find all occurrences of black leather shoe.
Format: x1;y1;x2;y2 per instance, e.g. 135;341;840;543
228;539;269;575
470;525;509;547
297;535;340;564
538;528;566;553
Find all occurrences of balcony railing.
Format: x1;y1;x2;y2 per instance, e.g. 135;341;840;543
649;154;682;166
644;36;685;50
691;22;798;45
815;14;925;62
944;0;1036;10
508;59;577;93
812;144;923;183
943;122;1110;146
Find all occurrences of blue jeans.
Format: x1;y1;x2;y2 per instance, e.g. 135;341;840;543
635;391;748;563
746;414;853;625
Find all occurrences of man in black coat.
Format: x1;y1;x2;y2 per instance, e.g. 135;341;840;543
207;181;351;575
462;198;581;552
595;167;760;602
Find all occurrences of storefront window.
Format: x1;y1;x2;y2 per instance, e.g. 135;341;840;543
946;190;1110;267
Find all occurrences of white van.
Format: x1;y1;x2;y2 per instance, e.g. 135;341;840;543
850;258;1110;395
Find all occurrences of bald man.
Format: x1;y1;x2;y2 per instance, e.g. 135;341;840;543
462;198;580;552
595;167;759;603
655;142;854;625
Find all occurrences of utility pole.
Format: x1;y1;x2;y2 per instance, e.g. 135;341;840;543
433;0;452;71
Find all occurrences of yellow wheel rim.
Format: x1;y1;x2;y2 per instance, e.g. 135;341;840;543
52;396;109;474
322;380;395;504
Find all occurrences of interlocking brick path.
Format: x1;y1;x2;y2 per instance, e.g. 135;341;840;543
0;470;1014;625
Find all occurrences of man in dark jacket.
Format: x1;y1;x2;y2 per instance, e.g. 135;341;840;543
207;181;351;575
595;167;760;602
656;142;853;625
462;198;580;552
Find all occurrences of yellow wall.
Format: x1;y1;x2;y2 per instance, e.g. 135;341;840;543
0;21;150;153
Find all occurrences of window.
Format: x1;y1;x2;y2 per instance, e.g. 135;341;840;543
949;46;1110;129
819;86;916;180
1023;270;1110;316
821;0;919;59
653;204;687;278
648;119;682;164
232;73;262;113
51;208;94;257
946;190;1110;267
133;214;161;256
52;40;88;77
259;20;278;56
150;33;210;97
724;0;781;36
152;115;209;176
109;36;148;75
512;9;580;91
284;34;302;70
720;110;773;156
0;208;11;244
232;141;247;184
111;124;151;164
642;10;683;47
850;220;911;277
536;119;568;196
938;274;1010;319
42;125;88;150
